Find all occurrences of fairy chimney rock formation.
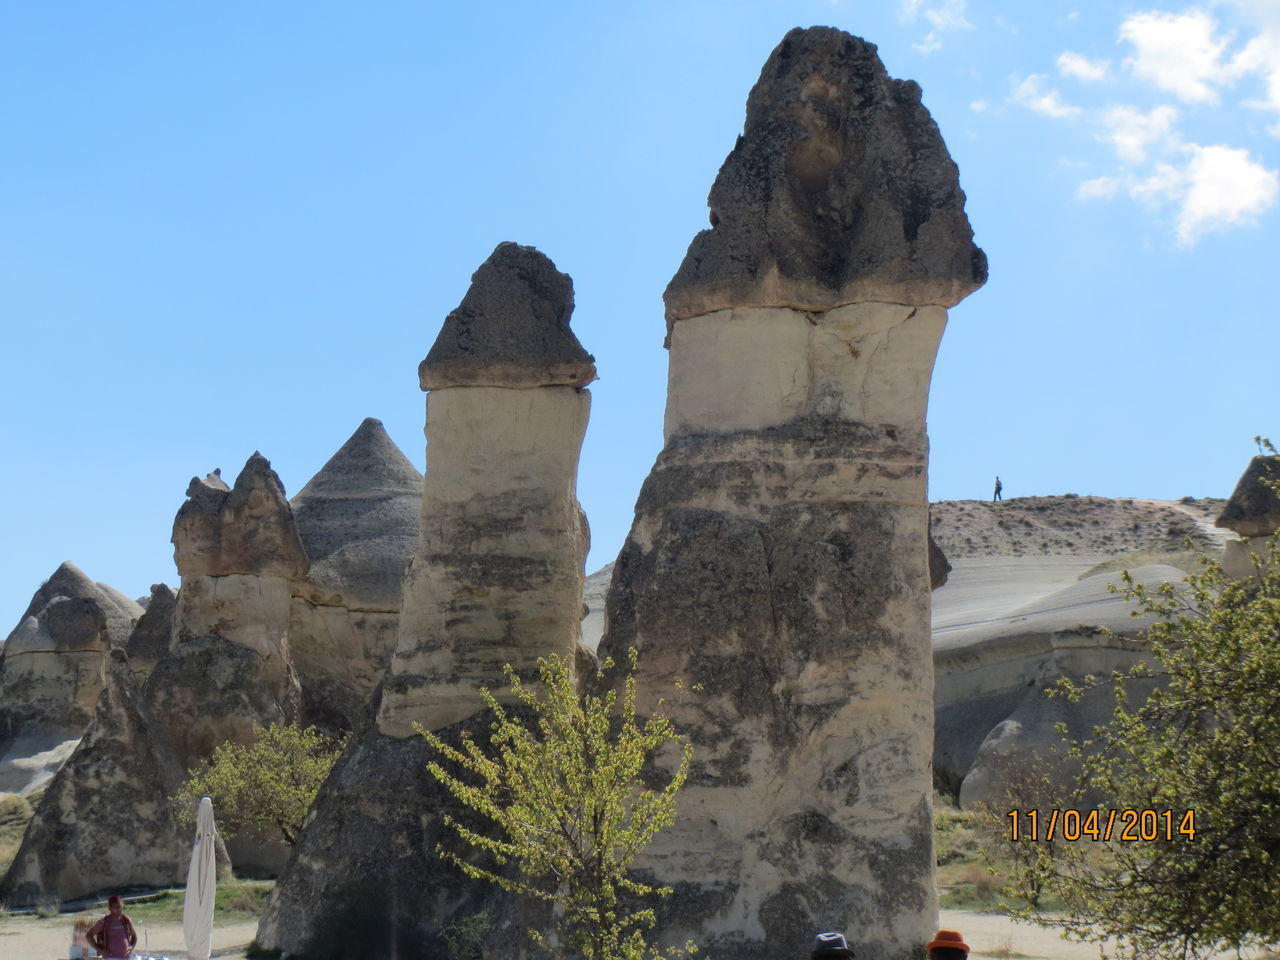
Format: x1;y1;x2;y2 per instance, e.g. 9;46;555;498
255;243;594;957
378;241;596;736
288;418;423;730
1217;455;1280;578
160;454;304;770
600;27;984;960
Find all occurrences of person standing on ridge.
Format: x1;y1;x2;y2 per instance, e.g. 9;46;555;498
993;476;1003;501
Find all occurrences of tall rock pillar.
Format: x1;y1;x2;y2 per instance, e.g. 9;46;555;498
599;27;986;960
379;241;596;736
255;242;596;959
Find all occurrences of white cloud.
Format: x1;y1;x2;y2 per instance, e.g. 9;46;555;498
913;32;943;54
1013;75;1082;117
1057;51;1110;82
923;0;971;31
902;0;971;52
1176;143;1279;242
1078;176;1121;199
1119;9;1232;104
1124;144;1279;244
1225;2;1280;132
1101;104;1180;163
969;99;990;113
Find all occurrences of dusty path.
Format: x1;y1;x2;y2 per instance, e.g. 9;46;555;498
942;909;1273;959
0;916;257;960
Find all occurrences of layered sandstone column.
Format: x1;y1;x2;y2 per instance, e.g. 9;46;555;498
153;454;306;771
256;242;596;958
599;28;985;960
378;242;595;735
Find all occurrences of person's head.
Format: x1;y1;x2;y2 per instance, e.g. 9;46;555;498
811;931;855;960
926;929;969;959
107;895;122;915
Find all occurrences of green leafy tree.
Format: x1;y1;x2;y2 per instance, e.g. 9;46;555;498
1016;506;1280;959
172;722;347;845
417;649;696;960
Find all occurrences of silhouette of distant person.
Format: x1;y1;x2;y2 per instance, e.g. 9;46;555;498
993;476;1003;501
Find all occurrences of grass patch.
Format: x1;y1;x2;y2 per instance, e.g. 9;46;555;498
0;794;34;878
113;880;274;925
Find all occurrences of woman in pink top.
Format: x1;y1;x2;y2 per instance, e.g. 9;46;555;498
87;895;137;959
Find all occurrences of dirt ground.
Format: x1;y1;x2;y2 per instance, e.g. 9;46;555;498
0;915;257;960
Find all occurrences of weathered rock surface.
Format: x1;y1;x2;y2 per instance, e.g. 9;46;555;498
421;242;597;390
664;27;985;328
1216;455;1280;538
257;242;594;958
288;418;422;731
0;649;191;905
123;584;177;681
0;563;141;774
1217;456;1280;578
932;564;1172;806
172;457;308;581
168;453;305;743
599;28;982;960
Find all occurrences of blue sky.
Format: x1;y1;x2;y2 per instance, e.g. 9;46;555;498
2;1;1277;622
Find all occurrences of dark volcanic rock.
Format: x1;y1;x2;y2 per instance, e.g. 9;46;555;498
420;242;597;390
254;717;547;960
664;26;985;328
1216;455;1280;538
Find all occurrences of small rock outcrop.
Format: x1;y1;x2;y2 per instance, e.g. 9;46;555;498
0;649;190;905
288;418;423;731
0;563;142;796
256;243;595;959
123;584;177;681
600;27;984;960
1217;456;1280;578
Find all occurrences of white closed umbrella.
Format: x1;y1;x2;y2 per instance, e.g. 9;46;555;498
182;796;218;960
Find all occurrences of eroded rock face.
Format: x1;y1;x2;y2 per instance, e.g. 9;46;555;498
124;584;177;681
256;243;594;959
168;453;305;746
0;650;191;906
172;457;308;581
599;28;983;960
421;242;597;390
0;563;141;764
664;27;985;329
288;418;422;731
1216;456;1280;538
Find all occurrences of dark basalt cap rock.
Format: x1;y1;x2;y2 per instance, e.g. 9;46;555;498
291;418;423;610
172;453;310;580
665;26;987;328
420;241;597;390
1216;456;1280;537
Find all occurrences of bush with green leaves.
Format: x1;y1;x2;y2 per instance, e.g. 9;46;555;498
172;722;347;845
1016;509;1280;959
418;649;696;960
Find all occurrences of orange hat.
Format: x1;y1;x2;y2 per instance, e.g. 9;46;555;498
927;929;970;953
